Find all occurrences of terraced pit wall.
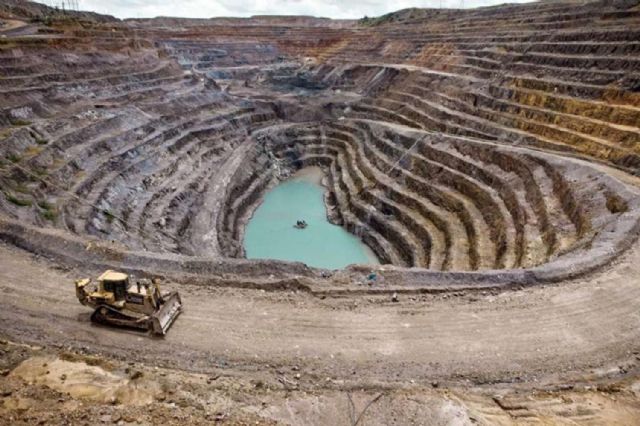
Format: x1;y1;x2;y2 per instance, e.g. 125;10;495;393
1;0;640;292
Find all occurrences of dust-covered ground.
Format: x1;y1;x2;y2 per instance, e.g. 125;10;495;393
3;339;640;425
2;0;640;423
2;241;640;424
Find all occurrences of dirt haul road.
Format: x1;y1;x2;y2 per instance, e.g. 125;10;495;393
1;239;640;390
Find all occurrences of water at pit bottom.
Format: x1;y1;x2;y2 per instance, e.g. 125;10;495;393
244;167;379;269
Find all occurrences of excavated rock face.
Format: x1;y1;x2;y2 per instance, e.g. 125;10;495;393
1;0;639;289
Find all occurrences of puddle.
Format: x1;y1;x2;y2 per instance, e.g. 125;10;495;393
244;167;379;269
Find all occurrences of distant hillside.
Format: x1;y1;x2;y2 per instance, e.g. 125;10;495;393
356;0;640;27
359;7;445;27
0;0;117;23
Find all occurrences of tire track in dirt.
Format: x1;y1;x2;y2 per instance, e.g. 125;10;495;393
1;241;640;385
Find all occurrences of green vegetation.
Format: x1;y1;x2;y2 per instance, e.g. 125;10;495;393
38;200;58;221
24;145;44;157
13;183;31;194
359;12;398;27
30;16;53;26
37;200;53;210
35;138;49;145
358;8;424;27
0;40;18;51
7;153;21;163
4;192;32;207
32;165;49;177
30;13;85;29
9;118;31;127
358;15;380;26
102;209;115;224
41;209;57;221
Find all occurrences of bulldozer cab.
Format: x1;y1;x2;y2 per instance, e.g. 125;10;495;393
98;270;129;301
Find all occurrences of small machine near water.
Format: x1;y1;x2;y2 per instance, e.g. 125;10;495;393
75;270;182;335
294;220;308;229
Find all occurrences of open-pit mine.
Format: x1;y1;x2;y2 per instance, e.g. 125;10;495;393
2;0;640;424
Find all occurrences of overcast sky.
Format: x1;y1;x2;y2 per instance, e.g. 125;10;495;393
53;0;537;20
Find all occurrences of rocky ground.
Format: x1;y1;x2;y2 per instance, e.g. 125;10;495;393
2;1;640;423
3;338;640;425
2;239;640;424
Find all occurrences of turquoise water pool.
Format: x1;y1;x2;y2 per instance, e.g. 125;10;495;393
243;167;379;269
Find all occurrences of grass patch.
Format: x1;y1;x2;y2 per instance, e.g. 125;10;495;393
359;16;377;26
41;209;58;221
9;118;31;127
24;145;44;157
0;41;18;51
53;158;67;169
4;192;32;207
30;16;53;26
7;153;21;163
358;13;398;27
103;209;115;224
358;8;424;27
38;200;53;210
13;183;31;194
32;165;48;177
41;209;56;220
38;200;58;221
35;138;49;145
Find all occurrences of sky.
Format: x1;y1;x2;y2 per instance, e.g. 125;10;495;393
42;0;538;20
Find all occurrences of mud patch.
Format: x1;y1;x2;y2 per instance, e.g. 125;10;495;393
10;355;162;405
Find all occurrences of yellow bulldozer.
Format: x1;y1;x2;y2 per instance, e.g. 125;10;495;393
75;270;182;335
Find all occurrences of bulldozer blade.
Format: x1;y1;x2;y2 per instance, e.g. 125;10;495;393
151;292;182;335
